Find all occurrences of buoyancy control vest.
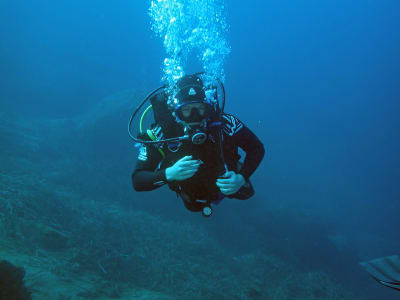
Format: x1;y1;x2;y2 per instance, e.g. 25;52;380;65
145;115;227;201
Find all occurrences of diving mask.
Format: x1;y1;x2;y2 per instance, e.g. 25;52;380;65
175;101;213;123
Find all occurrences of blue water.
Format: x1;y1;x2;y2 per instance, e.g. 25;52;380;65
1;0;399;299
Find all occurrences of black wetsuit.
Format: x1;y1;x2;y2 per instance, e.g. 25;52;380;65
132;113;265;212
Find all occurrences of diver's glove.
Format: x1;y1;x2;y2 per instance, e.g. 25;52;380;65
165;156;202;181
216;171;246;195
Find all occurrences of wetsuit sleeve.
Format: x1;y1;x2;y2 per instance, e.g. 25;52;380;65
131;144;167;191
222;114;265;180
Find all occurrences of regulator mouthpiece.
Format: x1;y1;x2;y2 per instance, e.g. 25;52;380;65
191;131;208;145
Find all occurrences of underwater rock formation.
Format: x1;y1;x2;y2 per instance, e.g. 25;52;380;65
0;260;31;300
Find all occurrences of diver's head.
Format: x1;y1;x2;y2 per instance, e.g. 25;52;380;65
171;74;216;126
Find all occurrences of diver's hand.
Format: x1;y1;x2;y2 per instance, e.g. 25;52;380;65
216;171;245;195
165;156;202;181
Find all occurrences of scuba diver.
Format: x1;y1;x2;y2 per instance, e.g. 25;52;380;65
129;73;265;217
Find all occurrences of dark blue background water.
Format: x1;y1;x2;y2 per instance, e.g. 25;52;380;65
1;1;399;299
